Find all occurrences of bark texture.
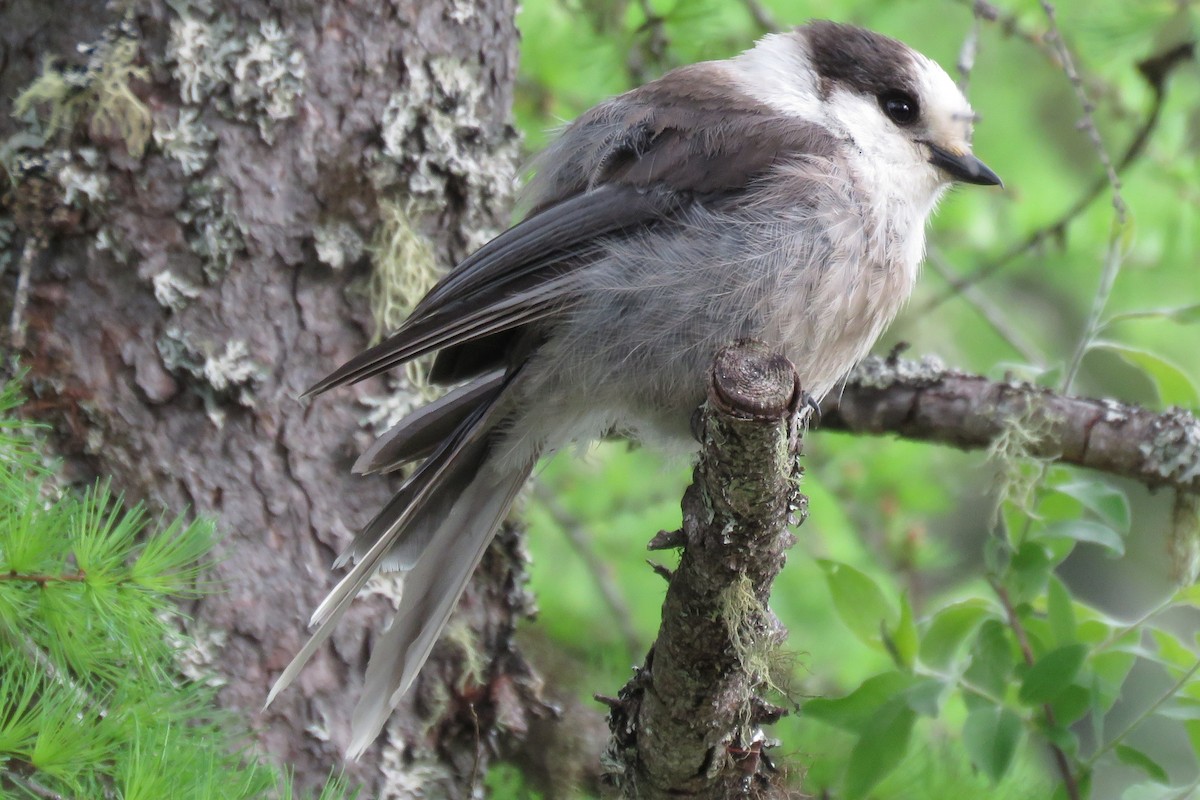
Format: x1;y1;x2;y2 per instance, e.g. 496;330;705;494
824;355;1200;495
1;1;533;795
604;341;810;799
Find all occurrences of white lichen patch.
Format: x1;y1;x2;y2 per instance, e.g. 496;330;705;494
359;385;421;438
153;106;216;175
4;146;108;212
167;15;239;105
158;609;228;688
1140;409;1200;485
94;226;133;265
176;174;244;280
447;0;477;24
167;13;305;144
313;220;365;270
378;736;460;800
373;55;518;228
152;269;204;312
229;20;306;143
848;354;947;389
57;156;109;207
157;327;264;425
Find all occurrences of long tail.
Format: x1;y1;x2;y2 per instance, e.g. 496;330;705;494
266;370;532;757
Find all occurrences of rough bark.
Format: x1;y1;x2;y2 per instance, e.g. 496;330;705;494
1;1;533;795
603;341;810;799
823;355;1200;495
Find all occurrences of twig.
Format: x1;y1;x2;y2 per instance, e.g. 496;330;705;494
955;15;982;95
739;0;779;34
2;771;72;800
0;616;108;719
994;582;1081;800
8;235;40;357
1086;656;1200;768
927;247;1045;366
917;40;1192;314
1039;0;1126;223
958;0;1058;61
0;570;89;584
626;0;671;85
532;480;642;658
822;355;1200;496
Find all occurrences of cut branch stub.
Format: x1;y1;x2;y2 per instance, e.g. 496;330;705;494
603;340;809;800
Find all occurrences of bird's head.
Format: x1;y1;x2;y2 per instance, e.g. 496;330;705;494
735;21;1001;192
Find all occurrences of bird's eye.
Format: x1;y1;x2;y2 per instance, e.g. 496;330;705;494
879;90;919;126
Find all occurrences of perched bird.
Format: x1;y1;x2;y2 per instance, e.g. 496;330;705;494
268;20;1001;756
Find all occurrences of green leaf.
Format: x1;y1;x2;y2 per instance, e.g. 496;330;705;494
918;600;994;671
1114;744;1169;783
1092;341;1200;409
843;699;916;800
886;592;919;670
1019;644;1088;705
1092;650;1137;713
804;672;916;734
903;677;946;717
1041;521;1125;557
1160;696;1200;720
1007;541;1053;604
1047;576;1076;645
965;620;1016;698
1050;684;1092;726
963;704;1024;782
1043;479;1132;534
819;560;896;649
1106;303;1200;327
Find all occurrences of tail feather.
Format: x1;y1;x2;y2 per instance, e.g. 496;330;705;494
267;382;514;712
310;396;504;629
346;459;532;758
352;369;506;475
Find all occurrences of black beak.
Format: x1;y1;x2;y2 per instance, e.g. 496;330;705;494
928;144;1002;187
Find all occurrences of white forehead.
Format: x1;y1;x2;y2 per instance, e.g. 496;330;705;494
910;51;977;142
730;30;976;142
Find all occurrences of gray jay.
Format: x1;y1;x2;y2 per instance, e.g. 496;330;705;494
268;20;1001;756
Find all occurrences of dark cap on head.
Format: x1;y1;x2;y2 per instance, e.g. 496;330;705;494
800;21;918;99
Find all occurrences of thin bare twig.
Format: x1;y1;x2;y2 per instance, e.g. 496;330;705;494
533;480;642;657
1039;0;1126;223
955;15;982;95
958;0;1058;61
626;0;671;85
918;32;1192;315
739;0;779;34
0;570;88;584
2;772;72;800
8;235;39;356
0;616;107;718
927;247;1045;366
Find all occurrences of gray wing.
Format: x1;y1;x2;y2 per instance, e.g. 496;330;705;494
308;66;840;394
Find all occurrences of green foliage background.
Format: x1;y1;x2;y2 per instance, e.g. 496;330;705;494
509;1;1200;798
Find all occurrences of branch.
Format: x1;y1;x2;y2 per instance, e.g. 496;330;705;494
822;355;1200;495
602;341;810;799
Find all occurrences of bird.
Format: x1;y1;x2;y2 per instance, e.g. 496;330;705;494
267;20;1001;757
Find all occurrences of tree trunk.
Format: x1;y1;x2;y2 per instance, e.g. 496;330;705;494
1;1;534;795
